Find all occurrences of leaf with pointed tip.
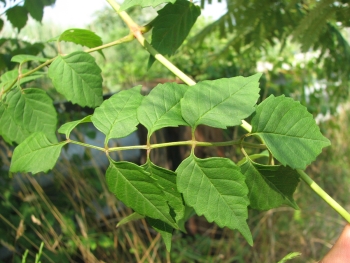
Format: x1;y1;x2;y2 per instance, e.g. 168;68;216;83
48;51;103;108
120;0;175;11
91;86;143;141
6;6;28;31
59;28;103;49
146;217;173;252
11;54;47;64
148;0;201;66
240;160;300;210
251;95;331;169
117;212;145;227
137;83;188;137
0;100;31;144
181;74;261;129
24;0;44;22
10;132;67;173
176;154;252;245
7;88;57;142
0;69;45;89
106;161;177;229
58;115;92;138
143;161;185;226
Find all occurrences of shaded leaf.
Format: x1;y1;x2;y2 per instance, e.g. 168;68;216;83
25;0;44;22
176;154;252;245
48;51;103;108
0;19;3;32
117;212;145;227
10;132;67;173
137;83;188;137
6;6;28;31
120;0;176;11
149;0;201;65
240;160;299;210
58;115;92;138
146;217;173;252
181;74;261;128
251;95;331;169
106;161;177;229
91;86;143;141
59;28;103;49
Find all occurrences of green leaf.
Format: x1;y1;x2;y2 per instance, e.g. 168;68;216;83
24;0;44;22
137;83;188;137
146;217;173;252
0;100;31;144
181;74;261;129
10;132;67;173
149;0;201;62
277;252;301;263
91;86;143;141
117;212;145;227
11;54;47;64
58;115;92;138
143;161;185;226
48;51;103;108
106;161;177;229
251;95;331;169
6;6;28;31
120;0;176;11
176;154;252;245
240;160;300;210
7;88;57;142
0;19;4;32
59;28;103;49
0;69;44;90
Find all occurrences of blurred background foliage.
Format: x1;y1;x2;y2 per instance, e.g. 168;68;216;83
0;0;350;262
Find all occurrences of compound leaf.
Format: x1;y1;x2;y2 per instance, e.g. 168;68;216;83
48;51;103;108
181;74;261;129
59;28;103;49
91;86;143;141
176;154;252;245
58;115;92;138
137;83;188;137
240;160;300;210
251;95;331;169
149;0;200;64
10;132;67;173
106;161;177;229
6;6;28;31
7;88;57;142
120;0;176;11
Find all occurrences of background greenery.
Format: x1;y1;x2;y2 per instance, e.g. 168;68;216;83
0;0;349;262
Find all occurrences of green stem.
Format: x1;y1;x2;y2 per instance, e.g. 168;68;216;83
85;34;134;53
297;169;350;223
68;140;106;152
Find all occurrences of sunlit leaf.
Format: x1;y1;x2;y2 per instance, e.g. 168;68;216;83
176;154;252;245
137;83;188;137
251;95;331;169
240;160;300;210
91;86;143;141
181;74;261;129
106;161;177;229
48;51;103;108
59;28;103;49
10;132;67;173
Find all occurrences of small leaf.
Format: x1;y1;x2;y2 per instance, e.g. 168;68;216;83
6;6;28;31
146;217;173;252
277;252;301;263
58;115;92;138
120;0;176;11
59;28;103;49
106;161;177;229
7;88;57;142
11;54;47;64
137;83;188;137
181;74;261;129
176;154;252;245
117;212;145;227
0;69;44;90
240;160;300;210
251;95;331;169
143;161;185;226
10;132;67;173
91;86;143;141
149;0;200;64
24;0;44;22
48;51;103;108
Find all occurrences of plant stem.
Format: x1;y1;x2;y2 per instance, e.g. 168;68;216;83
85;34;134;53
68;140;106;152
297;169;350;223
